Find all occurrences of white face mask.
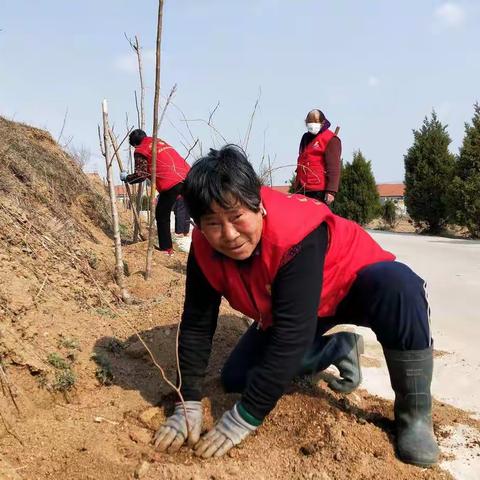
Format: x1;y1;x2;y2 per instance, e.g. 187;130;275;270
306;122;321;135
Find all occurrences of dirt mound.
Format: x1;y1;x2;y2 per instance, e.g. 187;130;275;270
0;117;468;479
0;117;117;383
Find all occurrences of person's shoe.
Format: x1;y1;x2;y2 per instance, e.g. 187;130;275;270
157;247;174;256
383;347;439;467
300;331;364;394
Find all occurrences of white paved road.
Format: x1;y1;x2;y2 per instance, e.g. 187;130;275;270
363;231;480;479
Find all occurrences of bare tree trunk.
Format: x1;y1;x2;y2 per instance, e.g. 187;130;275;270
135;35;146;131
145;0;164;279
101;100;131;303
108;128;145;241
131;34;146;242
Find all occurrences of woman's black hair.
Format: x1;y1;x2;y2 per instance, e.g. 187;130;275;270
183;144;261;225
129;129;147;146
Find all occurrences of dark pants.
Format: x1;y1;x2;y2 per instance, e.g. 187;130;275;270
221;261;432;392
174;197;190;235
156;182;183;250
304;190;328;203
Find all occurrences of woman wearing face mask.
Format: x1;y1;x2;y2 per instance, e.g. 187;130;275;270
294;109;341;206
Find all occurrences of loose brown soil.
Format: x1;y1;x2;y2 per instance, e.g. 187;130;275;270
1;117;478;479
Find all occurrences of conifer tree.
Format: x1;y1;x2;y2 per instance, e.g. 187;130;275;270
382;199;398;229
448;103;480;238
404;111;455;233
334;150;381;225
288;172;297;193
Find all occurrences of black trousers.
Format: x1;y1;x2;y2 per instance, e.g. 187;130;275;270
173;197;190;235
156;182;183;250
221;261;432;391
304;190;328;203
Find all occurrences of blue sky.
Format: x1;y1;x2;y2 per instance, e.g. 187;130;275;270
1;1;479;184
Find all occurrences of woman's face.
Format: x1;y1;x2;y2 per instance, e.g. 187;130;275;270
200;201;263;260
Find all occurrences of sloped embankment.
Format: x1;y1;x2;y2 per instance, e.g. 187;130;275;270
0;116;115;380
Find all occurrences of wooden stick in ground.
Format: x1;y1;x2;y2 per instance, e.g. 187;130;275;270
145;0;164;280
101;99;132;304
108;128;145;241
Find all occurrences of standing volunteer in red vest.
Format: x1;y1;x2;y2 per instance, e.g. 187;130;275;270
121;129;190;255
294;109;341;206
153;145;439;467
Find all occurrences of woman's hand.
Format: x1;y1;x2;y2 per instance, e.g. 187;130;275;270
194;404;257;458
154;401;203;453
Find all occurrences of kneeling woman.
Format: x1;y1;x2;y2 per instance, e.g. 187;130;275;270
154;145;439;467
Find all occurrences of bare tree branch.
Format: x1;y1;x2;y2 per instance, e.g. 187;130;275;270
243;87;261;150
134;90;141;129
158;83;177;131
57;107;69;144
184;138;199;160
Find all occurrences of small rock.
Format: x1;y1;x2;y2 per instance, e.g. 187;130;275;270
139;407;162;427
357;417;367;425
333;451;342;461
129;427;152;445
373;449;384;459
300;443;316;456
134;461;150;479
226;466;241;475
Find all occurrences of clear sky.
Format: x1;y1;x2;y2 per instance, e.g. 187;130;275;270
1;1;479;185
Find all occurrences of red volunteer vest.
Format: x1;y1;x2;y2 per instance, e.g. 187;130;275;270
135;137;190;192
296;129;336;191
193;187;395;330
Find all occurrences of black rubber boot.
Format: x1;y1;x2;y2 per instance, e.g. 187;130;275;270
299;332;364;394
383;347;439;467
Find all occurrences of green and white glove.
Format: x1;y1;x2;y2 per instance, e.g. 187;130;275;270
194;403;258;458
154;401;203;453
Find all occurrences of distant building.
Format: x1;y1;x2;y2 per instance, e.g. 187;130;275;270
114;184;131;208
273;183;407;215
377;183;406;214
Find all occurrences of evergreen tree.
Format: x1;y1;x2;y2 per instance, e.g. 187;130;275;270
404;111;455;233
382;199;397;229
448;103;480;238
288;171;297;193
334;150;381;225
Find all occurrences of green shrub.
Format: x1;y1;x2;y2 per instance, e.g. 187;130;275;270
47;352;69;370
382;200;397;229
46;352;76;392
91;353;114;386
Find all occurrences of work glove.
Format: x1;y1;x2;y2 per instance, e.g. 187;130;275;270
194;403;258;458
153;401;203;453
119;171;128;182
